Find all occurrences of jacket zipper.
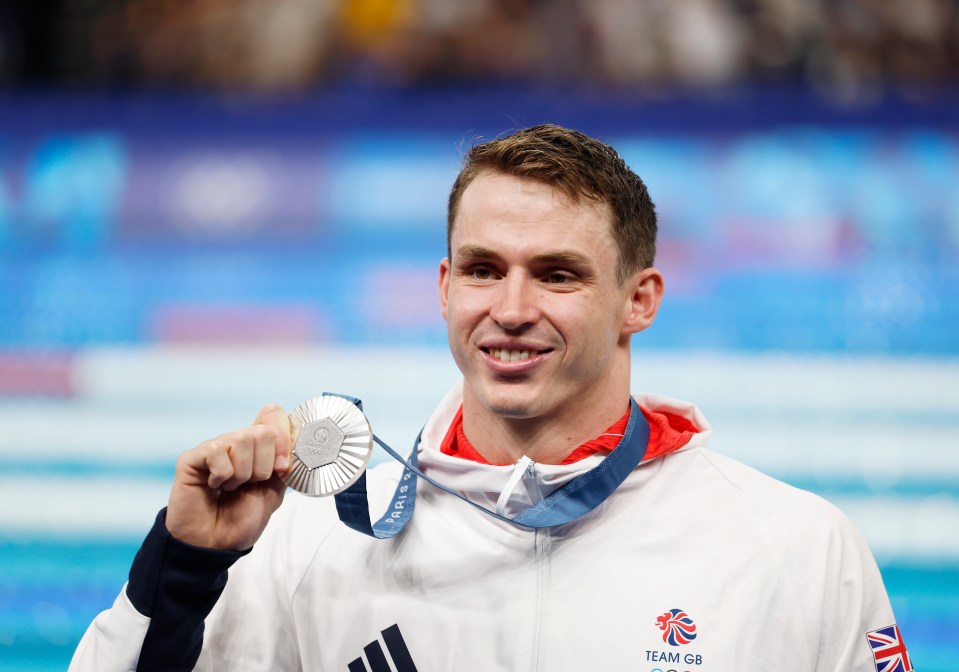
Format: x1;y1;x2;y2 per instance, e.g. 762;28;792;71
531;526;551;672
528;461;550;672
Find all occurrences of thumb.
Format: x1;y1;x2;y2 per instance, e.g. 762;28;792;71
253;403;292;473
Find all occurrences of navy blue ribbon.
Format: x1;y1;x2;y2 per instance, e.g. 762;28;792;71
332;394;650;538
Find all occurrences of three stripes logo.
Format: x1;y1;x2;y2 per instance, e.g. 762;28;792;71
348;623;419;672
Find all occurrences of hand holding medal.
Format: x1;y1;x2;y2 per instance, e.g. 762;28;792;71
165;403;293;551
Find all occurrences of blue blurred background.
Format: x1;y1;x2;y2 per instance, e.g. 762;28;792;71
1;1;957;670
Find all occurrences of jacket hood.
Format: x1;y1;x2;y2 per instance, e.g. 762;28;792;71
415;383;712;519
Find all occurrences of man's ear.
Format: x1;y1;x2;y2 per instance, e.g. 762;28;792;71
621;267;664;336
438;258;451;322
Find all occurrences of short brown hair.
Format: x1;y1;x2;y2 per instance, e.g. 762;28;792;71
446;124;657;283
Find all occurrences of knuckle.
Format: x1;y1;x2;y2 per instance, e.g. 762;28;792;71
251;424;272;443
259;403;284;420
223;432;248;456
175;451;193;470
204;440;226;456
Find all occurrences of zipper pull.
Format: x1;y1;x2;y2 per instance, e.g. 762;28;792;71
495;455;534;517
523;459;543;506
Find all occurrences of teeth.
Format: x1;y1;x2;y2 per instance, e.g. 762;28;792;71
490;348;532;362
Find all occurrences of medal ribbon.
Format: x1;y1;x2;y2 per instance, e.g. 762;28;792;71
330;393;651;538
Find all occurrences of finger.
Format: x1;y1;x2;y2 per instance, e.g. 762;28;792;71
250;424;277;482
220;428;254;491
202;439;235;490
253;402;287;426
254;404;291;472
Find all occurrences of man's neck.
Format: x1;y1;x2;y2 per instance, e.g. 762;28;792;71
461;393;631;465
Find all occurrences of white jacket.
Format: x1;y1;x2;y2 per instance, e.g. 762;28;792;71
71;387;901;671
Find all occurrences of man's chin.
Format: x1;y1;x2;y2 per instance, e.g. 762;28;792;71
485;402;536;420
465;382;549;420
479;390;542;420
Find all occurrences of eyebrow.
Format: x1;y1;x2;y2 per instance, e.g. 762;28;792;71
454;244;594;268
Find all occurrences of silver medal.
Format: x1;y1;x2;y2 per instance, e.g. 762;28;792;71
283;395;374;497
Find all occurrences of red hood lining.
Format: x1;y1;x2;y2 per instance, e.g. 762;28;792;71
440;403;698;466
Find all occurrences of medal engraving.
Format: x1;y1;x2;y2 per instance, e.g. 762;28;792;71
283;395;373;497
294;418;344;468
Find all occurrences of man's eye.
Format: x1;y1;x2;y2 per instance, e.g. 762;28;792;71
471;267;492;280
545;271;573;284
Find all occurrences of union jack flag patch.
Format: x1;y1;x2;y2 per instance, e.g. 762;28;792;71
866;624;913;672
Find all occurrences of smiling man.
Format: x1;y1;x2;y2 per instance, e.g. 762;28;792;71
441;168;663;465
71;125;909;672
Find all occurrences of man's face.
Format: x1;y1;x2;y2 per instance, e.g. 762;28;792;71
439;171;643;423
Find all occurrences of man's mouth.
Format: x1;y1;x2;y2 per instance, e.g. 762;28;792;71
481;347;551;362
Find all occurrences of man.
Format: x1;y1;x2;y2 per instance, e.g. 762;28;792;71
71;125;908;671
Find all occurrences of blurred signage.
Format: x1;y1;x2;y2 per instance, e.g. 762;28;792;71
0;108;956;353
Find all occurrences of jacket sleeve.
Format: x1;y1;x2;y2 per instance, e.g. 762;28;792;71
821;520;901;672
69;508;248;672
785;502;902;672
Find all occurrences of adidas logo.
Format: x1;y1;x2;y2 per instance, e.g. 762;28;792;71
348;623;419;672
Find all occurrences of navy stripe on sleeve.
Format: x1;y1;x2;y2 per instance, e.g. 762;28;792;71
127;508;249;671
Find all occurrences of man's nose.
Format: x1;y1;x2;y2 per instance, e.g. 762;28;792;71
490;274;539;330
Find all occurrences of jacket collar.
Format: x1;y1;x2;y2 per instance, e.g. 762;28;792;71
415;383;712;518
